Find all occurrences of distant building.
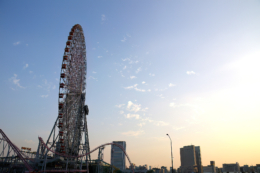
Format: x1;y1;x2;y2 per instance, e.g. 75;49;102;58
222;163;240;173
180;145;202;173
170;167;177;173
161;166;168;173
125;165;148;173
111;141;126;171
149;166;152;170
241;165;249;173
153;168;161;173
256;165;260;173
177;167;182;173
203;161;216;173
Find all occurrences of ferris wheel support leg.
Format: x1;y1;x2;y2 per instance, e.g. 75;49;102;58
87;159;89;173
80;157;83;170
84;113;91;161
42;117;59;155
36;139;41;160
66;158;69;171
42;152;48;172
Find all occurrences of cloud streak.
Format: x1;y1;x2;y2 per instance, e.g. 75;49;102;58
101;14;106;21
126;113;140;119
23;64;29;69
121;130;144;136
124;84;146;92
10;74;25;88
186;71;196;75
169;83;176;87
127;101;141;112
13;41;20;45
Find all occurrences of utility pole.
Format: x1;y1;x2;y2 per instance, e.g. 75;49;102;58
166;134;174;173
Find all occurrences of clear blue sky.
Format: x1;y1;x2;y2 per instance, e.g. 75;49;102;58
1;0;260;168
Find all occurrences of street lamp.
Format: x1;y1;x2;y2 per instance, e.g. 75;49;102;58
166;134;174;173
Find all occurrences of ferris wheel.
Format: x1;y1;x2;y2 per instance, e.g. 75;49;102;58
57;24;90;158
43;24;90;161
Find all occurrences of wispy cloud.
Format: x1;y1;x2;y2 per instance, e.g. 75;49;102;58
40;95;48;98
157;94;165;99
124;84;145;92
169;83;176;87
142;81;145;84
121;37;127;42
122;58;139;64
119;110;124;114
186;71;196;75
98;56;102;58
138;122;146;127
92;71;97;74
122;58;130;62
149;73;155;77
126;113;140;119
23;64;29;69
13;41;20;46
154;121;169;126
124;84;138;90
89;76;97;80
101;14;106;21
136;67;142;73
130;76;136;79
119;71;125;77
121;130;144;136
141;117;169;127
10;74;25;88
173;126;185;130
127;101;141;112
29;71;33;74
115;104;125;108
169;102;176;107
123;66;127;70
39;79;54;91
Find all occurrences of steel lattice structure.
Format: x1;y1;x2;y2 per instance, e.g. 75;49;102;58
0;24;135;173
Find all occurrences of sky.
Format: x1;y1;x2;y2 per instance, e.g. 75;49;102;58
0;0;260;169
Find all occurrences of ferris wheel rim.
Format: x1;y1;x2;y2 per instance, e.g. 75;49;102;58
57;24;87;155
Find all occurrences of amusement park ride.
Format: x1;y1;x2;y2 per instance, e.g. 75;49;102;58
0;24;134;173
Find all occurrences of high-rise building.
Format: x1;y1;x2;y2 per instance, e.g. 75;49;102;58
180;145;203;173
195;147;203;173
111;141;126;171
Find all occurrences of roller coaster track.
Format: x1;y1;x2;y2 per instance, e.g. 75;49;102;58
0;129;34;172
38;137;135;173
0;129;134;173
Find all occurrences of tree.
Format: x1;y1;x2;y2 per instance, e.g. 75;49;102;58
147;170;155;173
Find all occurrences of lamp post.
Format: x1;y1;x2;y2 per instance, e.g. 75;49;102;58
166;134;174;173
